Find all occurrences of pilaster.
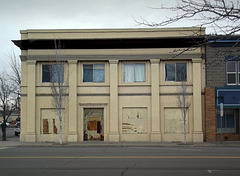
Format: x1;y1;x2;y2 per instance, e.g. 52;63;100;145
192;59;203;142
109;60;120;141
150;59;161;142
25;60;36;142
67;60;78;142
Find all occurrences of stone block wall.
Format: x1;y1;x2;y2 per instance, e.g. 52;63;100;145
206;46;240;87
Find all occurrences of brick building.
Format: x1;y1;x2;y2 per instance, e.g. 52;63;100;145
205;36;240;142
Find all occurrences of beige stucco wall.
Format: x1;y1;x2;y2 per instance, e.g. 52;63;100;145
19;28;205;143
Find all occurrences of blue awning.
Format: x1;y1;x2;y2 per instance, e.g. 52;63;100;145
216;87;240;108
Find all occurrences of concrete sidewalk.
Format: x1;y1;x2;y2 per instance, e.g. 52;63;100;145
1;137;240;148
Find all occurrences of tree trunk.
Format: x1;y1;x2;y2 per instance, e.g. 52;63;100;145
1;123;6;141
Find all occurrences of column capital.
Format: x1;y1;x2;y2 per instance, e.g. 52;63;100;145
192;58;202;63
26;60;36;65
109;60;119;64
68;60;78;64
150;59;160;64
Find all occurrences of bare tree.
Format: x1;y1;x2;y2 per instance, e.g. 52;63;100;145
7;51;21;120
137;0;240;35
8;51;21;85
0;73;18;140
50;40;68;144
177;82;190;144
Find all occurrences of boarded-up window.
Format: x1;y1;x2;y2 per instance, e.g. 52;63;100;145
164;108;188;134
122;108;147;134
40;109;64;135
88;121;98;131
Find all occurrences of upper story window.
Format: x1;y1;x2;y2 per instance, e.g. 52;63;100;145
124;63;145;82
42;64;64;83
226;61;239;85
165;63;187;82
83;64;105;82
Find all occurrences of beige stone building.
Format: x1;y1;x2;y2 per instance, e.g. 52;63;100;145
13;28;205;143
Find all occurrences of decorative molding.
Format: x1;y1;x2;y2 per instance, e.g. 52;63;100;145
160;93;193;96
77;93;110;96
26;60;36;65
79;103;108;106
192;58;202;63
118;93;151;96
150;59;160;64
109;60;119;64
68;60;78;64
23;54;202;61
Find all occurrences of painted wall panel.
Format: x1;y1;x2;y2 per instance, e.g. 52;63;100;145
122;108;147;134
164;108;189;134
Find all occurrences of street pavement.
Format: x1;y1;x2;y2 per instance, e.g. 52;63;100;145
1;128;240;176
1;133;240;148
1;126;240;148
1;142;240;176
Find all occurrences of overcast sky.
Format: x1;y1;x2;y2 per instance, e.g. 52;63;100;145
0;0;200;71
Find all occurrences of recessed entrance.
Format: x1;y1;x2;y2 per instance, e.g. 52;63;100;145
84;108;104;141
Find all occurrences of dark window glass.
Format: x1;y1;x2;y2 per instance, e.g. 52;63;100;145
83;64;104;82
165;63;175;81
165;63;187;82
42;65;51;82
83;64;93;82
176;63;187;81
216;109;235;133
228;74;236;84
226;62;237;85
42;64;64;83
227;62;236;72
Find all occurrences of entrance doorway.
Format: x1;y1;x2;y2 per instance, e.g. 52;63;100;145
84;108;104;141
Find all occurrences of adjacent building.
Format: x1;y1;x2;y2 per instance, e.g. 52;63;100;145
13;28;205;143
205;36;240;142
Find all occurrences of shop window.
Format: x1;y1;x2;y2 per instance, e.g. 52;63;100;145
216;109;236;133
42;64;64;83
83;64;105;82
165;63;187;82
124;63;145;82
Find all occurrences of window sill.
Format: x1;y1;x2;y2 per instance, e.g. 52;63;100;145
78;83;110;87
119;83;151;87
161;82;192;86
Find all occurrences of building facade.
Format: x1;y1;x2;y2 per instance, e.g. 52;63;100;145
13;28;205;143
205;36;240;142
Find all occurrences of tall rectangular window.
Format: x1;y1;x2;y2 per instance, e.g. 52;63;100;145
83;64;105;82
226;62;237;85
165;63;187;82
42;64;64;83
124;63;145;82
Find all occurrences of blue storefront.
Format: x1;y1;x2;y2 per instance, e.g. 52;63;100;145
215;87;240;140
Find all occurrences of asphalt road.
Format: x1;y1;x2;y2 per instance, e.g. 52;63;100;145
0;146;240;176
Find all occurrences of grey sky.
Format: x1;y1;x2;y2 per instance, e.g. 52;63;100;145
0;0;197;71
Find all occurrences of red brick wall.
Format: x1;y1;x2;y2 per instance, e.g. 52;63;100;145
216;134;240;141
205;87;216;142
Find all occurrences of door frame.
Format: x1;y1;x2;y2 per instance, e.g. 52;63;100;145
79;103;108;142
